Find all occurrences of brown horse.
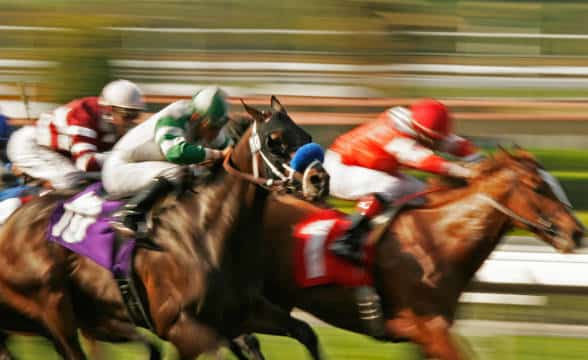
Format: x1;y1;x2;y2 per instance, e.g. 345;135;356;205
0;96;322;360
237;148;584;360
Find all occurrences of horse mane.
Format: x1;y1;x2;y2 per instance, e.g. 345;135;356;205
224;115;252;144
148;168;240;270
420;153;509;208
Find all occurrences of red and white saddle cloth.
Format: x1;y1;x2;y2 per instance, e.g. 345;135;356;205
293;209;375;288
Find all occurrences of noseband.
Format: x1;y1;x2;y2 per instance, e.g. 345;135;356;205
476;169;562;236
223;120;294;190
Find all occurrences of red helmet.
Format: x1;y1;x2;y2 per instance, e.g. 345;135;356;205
410;99;451;140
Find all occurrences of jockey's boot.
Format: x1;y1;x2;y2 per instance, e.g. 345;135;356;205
329;194;386;265
356;285;387;339
111;176;174;239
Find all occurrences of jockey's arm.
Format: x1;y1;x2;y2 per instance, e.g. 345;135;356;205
207;127;232;149
155;116;224;165
438;134;484;162
383;137;473;178
68;111;102;172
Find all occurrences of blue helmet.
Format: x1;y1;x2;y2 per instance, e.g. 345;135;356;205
290;143;325;173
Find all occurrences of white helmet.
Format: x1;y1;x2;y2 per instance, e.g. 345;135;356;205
192;86;229;128
99;79;145;110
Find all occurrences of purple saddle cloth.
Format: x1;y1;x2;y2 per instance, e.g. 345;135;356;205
48;182;135;276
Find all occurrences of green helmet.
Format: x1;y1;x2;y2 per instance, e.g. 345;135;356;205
192;86;229;128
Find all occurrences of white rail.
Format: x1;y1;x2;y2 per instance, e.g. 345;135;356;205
3;25;588;40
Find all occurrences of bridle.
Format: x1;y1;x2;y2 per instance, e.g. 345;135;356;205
249;120;294;182
475;169;564;237
476;193;560;237
223;119;307;191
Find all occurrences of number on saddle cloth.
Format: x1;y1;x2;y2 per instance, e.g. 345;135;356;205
293;210;374;288
52;191;105;244
48;182;133;275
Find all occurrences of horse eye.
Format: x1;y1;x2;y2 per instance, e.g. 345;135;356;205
535;182;550;196
310;174;322;185
266;135;284;153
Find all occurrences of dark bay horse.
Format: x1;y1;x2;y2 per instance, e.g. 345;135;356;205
241;148;584;359
0;96;321;359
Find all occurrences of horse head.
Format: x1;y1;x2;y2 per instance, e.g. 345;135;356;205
226;96;328;202
472;147;584;253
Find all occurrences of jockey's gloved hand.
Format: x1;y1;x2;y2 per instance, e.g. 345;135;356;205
204;148;225;161
462;152;486;163
221;146;232;158
445;162;474;179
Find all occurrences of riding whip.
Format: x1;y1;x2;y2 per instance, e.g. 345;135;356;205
18;82;31;122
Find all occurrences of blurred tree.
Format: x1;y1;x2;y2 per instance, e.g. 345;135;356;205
43;21;116;103
2;0;139;103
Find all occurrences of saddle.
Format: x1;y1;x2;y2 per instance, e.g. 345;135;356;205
48;182;158;330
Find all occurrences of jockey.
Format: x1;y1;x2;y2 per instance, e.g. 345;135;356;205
0;109;13;163
325;99;482;263
6;79;145;189
104;86;231;238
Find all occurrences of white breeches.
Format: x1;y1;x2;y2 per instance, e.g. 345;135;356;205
0;197;23;225
102;150;184;198
323;150;425;202
6;126;85;189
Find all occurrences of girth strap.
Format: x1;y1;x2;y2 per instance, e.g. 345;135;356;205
112;233;156;331
115;274;156;331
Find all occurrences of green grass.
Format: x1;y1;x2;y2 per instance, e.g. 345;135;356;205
8;327;588;360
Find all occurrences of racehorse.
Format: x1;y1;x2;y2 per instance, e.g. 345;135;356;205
235;148;584;360
0;96;323;360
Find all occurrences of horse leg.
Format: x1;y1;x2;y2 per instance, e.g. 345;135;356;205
386;310;464;360
228;338;250;360
80;320;162;360
41;291;87;360
236;296;322;360
163;310;222;360
228;334;264;360
0;332;13;360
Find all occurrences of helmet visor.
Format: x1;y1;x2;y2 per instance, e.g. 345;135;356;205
113;107;141;121
207;114;229;129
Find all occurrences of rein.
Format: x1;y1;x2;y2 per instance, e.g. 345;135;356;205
392;186;449;207
223;119;320;192
223;120;286;189
223;149;282;188
248;121;288;181
476;193;559;236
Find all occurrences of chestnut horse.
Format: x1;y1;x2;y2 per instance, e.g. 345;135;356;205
0;96;322;360
237;149;584;360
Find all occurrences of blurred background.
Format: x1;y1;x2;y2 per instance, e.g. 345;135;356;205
1;0;588;359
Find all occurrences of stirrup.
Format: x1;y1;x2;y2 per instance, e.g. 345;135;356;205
111;220;137;238
110;209;142;238
329;239;363;265
356;286;386;339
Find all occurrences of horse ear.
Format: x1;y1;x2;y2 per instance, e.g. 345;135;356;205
512;145;536;162
241;99;265;121
495;144;514;163
496;144;510;156
271;95;287;114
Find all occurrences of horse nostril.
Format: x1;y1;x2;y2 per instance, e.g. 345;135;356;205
573;229;584;247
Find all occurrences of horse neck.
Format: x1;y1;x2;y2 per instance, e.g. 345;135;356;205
260;194;322;275
180;125;267;269
395;169;517;291
231;126;255;175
